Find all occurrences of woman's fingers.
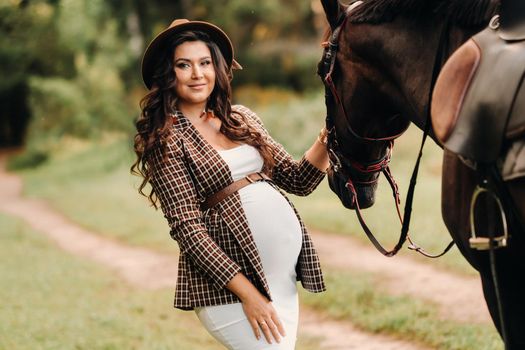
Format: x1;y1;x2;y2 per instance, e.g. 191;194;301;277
272;314;286;337
268;318;283;343
258;318;280;344
249;318;261;340
240;295;284;344
258;319;273;344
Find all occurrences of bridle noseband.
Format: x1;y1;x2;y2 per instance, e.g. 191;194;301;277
318;1;454;258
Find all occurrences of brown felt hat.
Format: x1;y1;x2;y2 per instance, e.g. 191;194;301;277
141;19;242;90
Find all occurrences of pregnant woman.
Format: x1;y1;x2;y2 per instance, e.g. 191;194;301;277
132;19;329;349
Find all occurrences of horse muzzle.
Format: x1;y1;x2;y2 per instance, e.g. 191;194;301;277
327;167;377;209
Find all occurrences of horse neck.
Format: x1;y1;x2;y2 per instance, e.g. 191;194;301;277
347;16;483;134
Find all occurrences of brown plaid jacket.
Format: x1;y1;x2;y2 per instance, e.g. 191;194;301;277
150;104;326;310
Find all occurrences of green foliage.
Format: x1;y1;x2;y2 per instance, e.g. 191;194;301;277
243;87;326;156
0;1;82;86
7;148;48;170
125;0;321;90
135;0;318;49
0;0;134;152
13;0;136;151
27;70;132;149
1;0;325;149
235;40;322;92
28;77;91;137
57;0;131;70
56;0;106;53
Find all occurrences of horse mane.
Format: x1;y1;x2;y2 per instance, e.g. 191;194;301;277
347;0;499;26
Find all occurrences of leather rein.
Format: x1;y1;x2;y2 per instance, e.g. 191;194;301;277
319;1;454;258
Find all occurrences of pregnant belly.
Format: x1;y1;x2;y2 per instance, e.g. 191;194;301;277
238;182;303;284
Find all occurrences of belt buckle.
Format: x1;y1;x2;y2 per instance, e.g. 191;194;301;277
246;172;265;183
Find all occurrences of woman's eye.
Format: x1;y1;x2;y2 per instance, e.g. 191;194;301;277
176;63;190;69
201;60;212;66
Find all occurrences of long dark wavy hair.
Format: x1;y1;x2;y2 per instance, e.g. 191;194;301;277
131;30;276;207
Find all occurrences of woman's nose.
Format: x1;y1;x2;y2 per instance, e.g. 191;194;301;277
191;65;203;79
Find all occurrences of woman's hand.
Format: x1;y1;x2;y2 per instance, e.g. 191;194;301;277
241;291;286;344
226;273;286;344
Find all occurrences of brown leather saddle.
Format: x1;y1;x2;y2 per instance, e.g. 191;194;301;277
431;1;525;250
432;14;525;168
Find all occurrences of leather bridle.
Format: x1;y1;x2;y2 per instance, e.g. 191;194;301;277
318;1;454;257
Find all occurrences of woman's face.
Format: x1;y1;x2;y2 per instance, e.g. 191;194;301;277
173;40;216;110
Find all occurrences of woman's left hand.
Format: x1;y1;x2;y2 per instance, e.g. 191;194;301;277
241;290;286;344
226;272;286;343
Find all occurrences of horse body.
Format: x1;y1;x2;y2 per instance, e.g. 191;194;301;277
441;151;525;346
320;0;525;347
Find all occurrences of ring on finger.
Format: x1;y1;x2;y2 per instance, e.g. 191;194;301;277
259;321;267;327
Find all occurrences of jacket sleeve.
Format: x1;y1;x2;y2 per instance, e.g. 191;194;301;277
149;135;241;290
233;105;326;196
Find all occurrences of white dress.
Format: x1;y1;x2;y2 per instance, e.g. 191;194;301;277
195;144;303;349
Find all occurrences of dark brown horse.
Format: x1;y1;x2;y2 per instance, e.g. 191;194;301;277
318;0;525;348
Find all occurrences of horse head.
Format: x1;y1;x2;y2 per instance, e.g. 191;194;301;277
317;0;494;210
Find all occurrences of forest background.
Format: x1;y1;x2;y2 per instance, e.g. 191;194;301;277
1;0;326;154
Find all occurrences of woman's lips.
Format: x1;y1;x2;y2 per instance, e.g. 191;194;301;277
188;83;207;89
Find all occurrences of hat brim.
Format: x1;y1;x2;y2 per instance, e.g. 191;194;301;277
141;21;241;90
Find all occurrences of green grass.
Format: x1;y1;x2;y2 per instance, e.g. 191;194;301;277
0;213;220;350
301;269;503;350
0;213;321;350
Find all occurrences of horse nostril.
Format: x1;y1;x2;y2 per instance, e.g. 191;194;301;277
356;186;377;209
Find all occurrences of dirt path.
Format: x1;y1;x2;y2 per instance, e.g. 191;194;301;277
0;154;489;348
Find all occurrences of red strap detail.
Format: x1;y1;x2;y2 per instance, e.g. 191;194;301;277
349;165;454;258
346;166;405;257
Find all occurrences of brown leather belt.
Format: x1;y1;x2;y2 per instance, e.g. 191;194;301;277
201;172;272;211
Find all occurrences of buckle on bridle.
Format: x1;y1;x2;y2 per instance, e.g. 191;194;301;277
328;148;343;173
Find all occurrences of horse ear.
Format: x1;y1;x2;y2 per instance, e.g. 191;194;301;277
321;0;345;29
